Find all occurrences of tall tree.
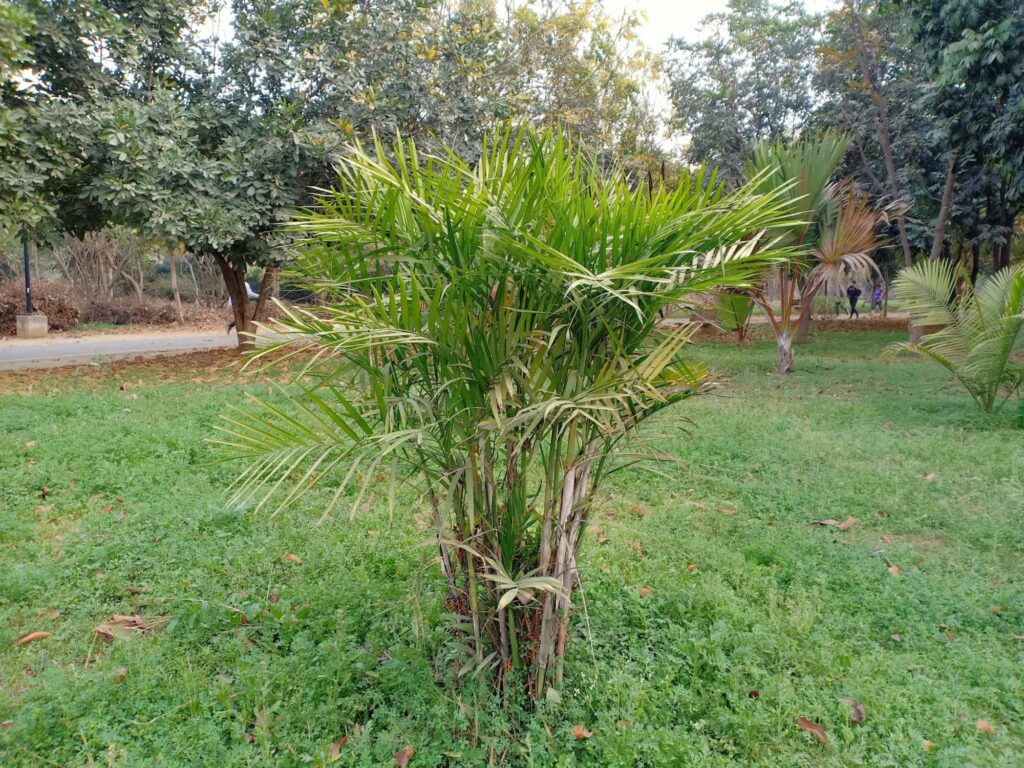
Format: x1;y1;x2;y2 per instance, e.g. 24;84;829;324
909;0;1024;271
664;0;820;182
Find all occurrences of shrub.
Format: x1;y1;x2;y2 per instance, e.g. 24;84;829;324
217;129;795;696
79;298;179;326
0;278;80;334
889;261;1024;412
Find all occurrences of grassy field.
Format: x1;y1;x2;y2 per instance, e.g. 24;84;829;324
1;332;1022;767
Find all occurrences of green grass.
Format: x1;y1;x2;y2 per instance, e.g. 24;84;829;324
1;332;1022;767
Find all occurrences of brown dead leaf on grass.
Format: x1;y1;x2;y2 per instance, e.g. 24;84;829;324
838;698;866;724
628;503;648;517
394;744;414;766
14;631;50;646
976;719;996;734
797;716;828;744
328;737;348;762
571;724;594;740
623;538;645;557
93;614;166;642
812;516;858;530
281;553;302;564
639;587;654;598
114;666;127;683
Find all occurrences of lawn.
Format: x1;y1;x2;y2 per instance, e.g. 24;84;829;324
1;332;1022;767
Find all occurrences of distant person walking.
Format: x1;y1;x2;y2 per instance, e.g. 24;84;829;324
871;284;883;312
847;282;862;319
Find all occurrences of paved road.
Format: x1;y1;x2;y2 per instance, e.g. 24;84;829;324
0;330;236;370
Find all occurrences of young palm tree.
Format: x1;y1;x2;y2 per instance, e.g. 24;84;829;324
793;184;904;341
889;260;1024;412
744;133;850;373
215;128;798;697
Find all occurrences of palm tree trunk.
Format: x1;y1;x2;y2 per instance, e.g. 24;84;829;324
776;331;794;374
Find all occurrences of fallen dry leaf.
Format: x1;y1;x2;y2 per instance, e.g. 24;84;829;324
880;535;893;544
586;525;603;536
887;565;901;575
101;505;114;513
721;507;737;516
639;587;654;598
571;724;594;740
627;539;645;558
874;510;886;518
25;440;35;448
924;472;936;482
45;609;60;619
923;739;933;751
890;634;902;642
838;697;866;725
837;516;859;531
628;503;648;517
597;536;611;544
328;737;349;762
114;666;127;684
976;719;996;734
394;744;414;767
14;631;50;646
797;716;828;744
281;553;302;564
686;562;700;572
93;614;164;642
1;720;12;730
617;719;631;728
747;689;759;698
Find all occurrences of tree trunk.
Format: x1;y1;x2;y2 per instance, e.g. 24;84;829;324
214;253;254;351
970;242;981;285
119;270;145;303
169;250;185;324
929;153;958;263
795;280;820;344
993;238;1011;271
251;266;277;323
776;332;794;375
849;0;913;267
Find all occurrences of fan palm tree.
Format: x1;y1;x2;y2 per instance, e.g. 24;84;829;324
889;260;1024;412
214;128;798;696
745;133;850;373
793;184;904;342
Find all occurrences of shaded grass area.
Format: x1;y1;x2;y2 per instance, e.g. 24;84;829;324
1;333;1022;766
